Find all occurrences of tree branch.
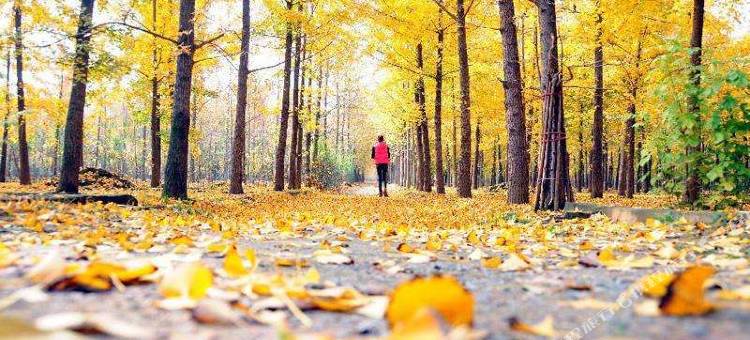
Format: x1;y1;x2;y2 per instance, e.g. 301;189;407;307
429;0;458;21
195;33;226;50
91;21;179;45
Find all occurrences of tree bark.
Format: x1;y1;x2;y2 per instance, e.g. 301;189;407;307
150;77;161;187
229;0;250;194
619;111;635;198
1;49;10;182
312;64;322;162
13;1;30;185
589;2;604;198
58;0;96;193
473;120;480;189
273;0;294;191
499;0;529;203
455;0;472;198
434;19;445;194
289;25;302;190
416;43;431;192
684;0;704;204
162;0;196;199
532;0;573;210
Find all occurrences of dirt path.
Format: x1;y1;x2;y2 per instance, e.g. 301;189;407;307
1;187;749;339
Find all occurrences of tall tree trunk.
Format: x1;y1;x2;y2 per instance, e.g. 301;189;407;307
312;64;322;162
229;0;250;194
499;0;529;203
13;1;30;185
533;0;573;210
296;34;307;187
415;124;425;191
150;77;161;187
416;43;431;192
473;120;480;190
684;0;704;204
149;0;161;188
58;0;95;193
451;78;457;187
162;0;196;199
589;2;604;198
296;123;303;186
1;49;10;182
273;0;294;192
455;0;472;198
289;25;302;190
94;114;101;167
434;17;445;194
491;141;497;185
577;112;584;192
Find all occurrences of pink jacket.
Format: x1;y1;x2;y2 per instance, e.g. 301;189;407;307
372;142;390;164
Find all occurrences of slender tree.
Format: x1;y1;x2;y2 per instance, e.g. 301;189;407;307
149;0;162;188
58;0;96;193
289;24;302;190
684;0;704;204
229;0;251;194
498;0;529;203
416;43;431;192
433;6;446;194
1;49;10;182
273;0;295;191
13;0;30;185
162;0;196;199
473;119;480;189
589;1;604;198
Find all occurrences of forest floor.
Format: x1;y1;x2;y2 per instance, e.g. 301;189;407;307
0;182;749;339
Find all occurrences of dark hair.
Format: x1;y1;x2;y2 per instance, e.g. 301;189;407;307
377;135;385;142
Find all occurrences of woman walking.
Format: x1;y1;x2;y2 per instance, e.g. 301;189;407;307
371;135;391;197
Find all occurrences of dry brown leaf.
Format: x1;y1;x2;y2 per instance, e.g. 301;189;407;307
508;315;557;337
35;312;156;339
386;275;474;327
192;299;242;325
659;265;715;316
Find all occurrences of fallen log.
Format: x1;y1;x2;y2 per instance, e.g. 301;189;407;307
0;193;138;206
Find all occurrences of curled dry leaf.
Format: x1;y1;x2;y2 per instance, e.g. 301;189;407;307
314;251;354;265
508;315;557;338
396;243;415;254
480;257;501;269
639;272;676;298
386;275;474;327
25;249;66;285
159;262;213;300
223;246;249;277
499;253;530;271
558;298;617;310
659;265;715;316
275;257;310;268
468;248;485;261
49;261;157;292
309;287;369;312
389;308;445;340
35;312;157;339
192;299;242;325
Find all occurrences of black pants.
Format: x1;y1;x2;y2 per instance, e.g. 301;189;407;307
376;164;388;193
